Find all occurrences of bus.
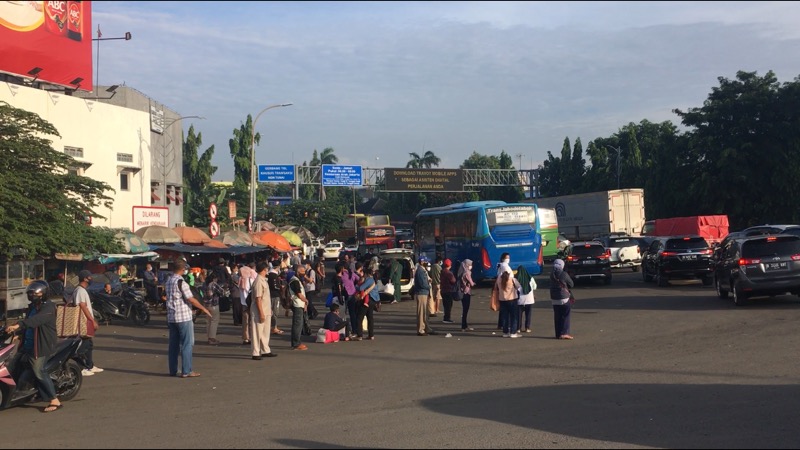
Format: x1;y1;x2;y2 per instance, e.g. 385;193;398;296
414;201;543;279
342;214;390;229
357;225;396;255
538;207;560;261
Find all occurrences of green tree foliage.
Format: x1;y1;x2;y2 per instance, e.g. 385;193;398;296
460;151;523;202
182;125;218;227
406;151;441;169
0;102;122;258
229;115;260;215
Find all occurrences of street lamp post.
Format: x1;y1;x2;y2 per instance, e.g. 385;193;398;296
161;115;204;218
608;145;622;189
249;103;293;229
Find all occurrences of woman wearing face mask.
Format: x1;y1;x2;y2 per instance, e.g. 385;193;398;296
496;253;513;330
549;259;574;340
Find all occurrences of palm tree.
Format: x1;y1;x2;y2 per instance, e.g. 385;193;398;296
319;147;338;201
406;150;440;169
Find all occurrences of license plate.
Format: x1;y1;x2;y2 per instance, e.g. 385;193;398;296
681;255;698;261
583;260;597;265
765;262;788;271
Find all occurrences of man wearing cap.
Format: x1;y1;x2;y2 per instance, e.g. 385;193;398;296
413;256;438;336
439;259;457;324
166;260;211;377
73;270;102;377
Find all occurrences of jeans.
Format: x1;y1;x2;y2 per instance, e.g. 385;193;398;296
26;353;56;402
357;302;375;338
76;337;94;369
346;295;359;335
232;298;242;325
553;303;572;337
500;300;518;335
168;320;195;376
442;292;455;321
461;294;471;329
519;304;533;331
291;306;304;348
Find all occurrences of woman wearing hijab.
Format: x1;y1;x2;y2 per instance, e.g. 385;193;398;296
515;265;537;334
457;259;476;331
549;259;574;340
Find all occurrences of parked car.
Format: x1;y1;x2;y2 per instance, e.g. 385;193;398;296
594;235;642;271
740;224;800;236
713;234;800;306
322;241;344;261
561;241;612;285
642;235;714;286
377;248;415;300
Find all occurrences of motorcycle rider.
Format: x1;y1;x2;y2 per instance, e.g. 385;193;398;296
5;281;63;412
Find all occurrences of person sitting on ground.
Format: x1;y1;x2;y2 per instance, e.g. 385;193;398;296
321;303;351;342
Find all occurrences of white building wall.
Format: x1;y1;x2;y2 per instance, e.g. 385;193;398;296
1;82;152;231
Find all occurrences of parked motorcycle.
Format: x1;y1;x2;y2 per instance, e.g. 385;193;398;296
0;326;84;409
89;285;150;326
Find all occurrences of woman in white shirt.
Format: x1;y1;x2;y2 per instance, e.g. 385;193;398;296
515;265;537;333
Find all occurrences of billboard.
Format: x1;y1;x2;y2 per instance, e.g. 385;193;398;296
0;1;93;90
384;168;464;192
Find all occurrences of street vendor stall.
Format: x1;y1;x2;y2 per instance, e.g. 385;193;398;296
0;259;44;319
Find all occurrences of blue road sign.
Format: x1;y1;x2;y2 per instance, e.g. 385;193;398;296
321;165;363;186
258;165;295;183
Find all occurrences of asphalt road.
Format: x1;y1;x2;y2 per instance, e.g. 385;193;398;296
4;267;800;449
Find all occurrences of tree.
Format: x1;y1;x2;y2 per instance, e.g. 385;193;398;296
229;115;260;217
461;151;523;202
318;147;338;201
406;150;441;168
0;101;122;258
183;125;217;227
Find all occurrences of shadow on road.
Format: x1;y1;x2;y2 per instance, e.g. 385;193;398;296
420;383;800;448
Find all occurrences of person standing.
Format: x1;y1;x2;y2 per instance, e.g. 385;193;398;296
230;264;242;326
389;258;402;304
267;265;285;335
5;281;62;412
496;271;522;338
143;262;159;306
457;259;476;331
203;272;222;345
429;256;443;317
238;262;257;345
355;268;379;341
288;264;310;351
342;262;361;336
251;262;277;360
549;259;575;340
166;260;211;377
439;259;457;324
414;256;437;336
516;265;537;334
496;252;513;330
73;270;101;376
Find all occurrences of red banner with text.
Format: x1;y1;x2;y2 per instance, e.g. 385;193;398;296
0;1;92;90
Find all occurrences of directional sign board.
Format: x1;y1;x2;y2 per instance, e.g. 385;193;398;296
321;164;362;187
258;165;295;183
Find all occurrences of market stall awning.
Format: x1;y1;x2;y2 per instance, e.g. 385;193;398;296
150;244;268;256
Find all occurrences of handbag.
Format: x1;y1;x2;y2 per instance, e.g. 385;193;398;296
489;284;499;312
325;292;335;308
383;282;395;296
56;303;90;338
218;296;231;313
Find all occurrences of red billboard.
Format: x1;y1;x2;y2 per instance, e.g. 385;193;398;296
0;1;92;90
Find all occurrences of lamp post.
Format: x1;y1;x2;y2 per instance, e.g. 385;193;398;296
608;145;622;189
249;103;293;229
161;115;204;217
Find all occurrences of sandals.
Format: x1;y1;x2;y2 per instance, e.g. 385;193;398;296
271;329;285;335
181;372;201;378
43;403;63;413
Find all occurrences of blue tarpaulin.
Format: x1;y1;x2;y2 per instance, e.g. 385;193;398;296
149;244;269;256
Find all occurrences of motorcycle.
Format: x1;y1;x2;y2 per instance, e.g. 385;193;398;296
0;326;84;409
89;284;150;326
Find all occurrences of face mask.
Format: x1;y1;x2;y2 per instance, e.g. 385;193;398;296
503;258;510;264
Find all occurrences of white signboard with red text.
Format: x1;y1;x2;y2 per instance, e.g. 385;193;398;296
132;206;169;232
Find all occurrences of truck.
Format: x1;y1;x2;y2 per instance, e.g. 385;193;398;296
531;189;646;241
641;215;729;245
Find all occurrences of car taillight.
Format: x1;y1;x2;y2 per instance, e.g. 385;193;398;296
699;249;713;255
567;255;579;261
598;250;610;260
792;255;800;261
661;251;678;257
482;248;491;270
739;258;761;265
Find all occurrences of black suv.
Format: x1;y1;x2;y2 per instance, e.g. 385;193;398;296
561;241;612;285
713;234;800;306
642;236;714;286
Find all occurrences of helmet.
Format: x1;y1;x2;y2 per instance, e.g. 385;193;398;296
26;280;49;304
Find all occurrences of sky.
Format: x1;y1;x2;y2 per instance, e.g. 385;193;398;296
91;1;800;181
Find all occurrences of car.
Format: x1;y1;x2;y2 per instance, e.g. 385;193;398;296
377;248;415;300
642;235;714;287
740;224;800;236
322;241;343;261
713;234;800;306
561;241;612;285
557;234;571;252
338;246;359;263
594;235;642;271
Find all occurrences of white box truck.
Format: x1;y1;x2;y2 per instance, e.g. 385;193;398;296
532;189;646;240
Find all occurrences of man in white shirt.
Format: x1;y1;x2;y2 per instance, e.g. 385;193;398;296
73;270;101;377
